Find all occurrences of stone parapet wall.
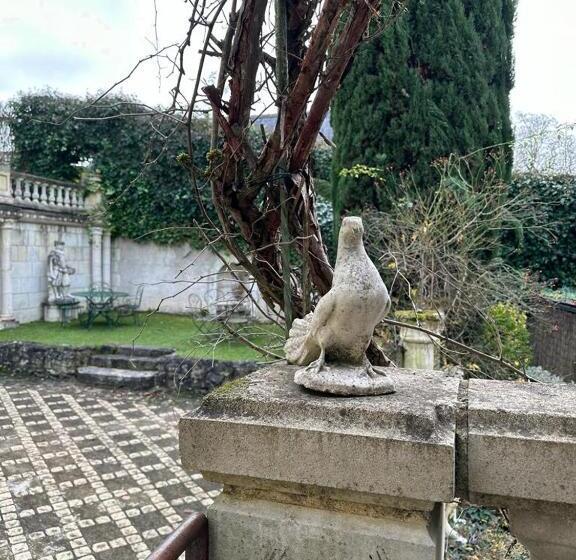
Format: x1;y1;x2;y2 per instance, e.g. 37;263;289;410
0;341;258;393
181;365;576;560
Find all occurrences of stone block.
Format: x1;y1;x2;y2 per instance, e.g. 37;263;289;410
508;504;576;560
180;365;459;503
208;494;439;560
467;379;576;506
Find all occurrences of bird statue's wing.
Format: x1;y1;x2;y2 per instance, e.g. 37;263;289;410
307;289;337;339
284;289;337;366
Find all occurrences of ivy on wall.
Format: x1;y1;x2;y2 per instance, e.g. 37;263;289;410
6;91;213;245
5;91;335;250
505;174;576;287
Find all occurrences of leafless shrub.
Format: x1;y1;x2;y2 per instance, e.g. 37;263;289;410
361;154;552;378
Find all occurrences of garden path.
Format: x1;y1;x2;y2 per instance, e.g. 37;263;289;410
0;376;217;560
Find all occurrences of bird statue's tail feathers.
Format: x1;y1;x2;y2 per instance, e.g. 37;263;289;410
284;312;320;366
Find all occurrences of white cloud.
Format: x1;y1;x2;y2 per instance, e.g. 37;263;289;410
1;0;575;123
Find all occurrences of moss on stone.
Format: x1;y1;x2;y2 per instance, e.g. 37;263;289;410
207;376;251;399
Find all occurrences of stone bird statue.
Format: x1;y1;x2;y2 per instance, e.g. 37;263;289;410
284;216;395;396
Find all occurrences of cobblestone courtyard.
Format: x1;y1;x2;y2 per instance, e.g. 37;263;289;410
0;376;218;560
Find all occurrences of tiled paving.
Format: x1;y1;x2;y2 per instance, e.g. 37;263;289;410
0;376;218;560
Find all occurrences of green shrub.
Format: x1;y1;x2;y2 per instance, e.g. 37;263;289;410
5;90;213;246
315;195;335;259
482;303;532;367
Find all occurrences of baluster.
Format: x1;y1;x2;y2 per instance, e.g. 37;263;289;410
77;190;85;209
63;187;71;207
22;180;31;201
48;184;56;205
40;183;48;204
13;178;23;199
70;189;77;208
31;182;40;202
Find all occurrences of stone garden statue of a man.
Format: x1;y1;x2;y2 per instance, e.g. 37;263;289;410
47;241;76;302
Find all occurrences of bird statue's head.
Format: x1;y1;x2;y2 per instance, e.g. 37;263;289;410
339;216;364;249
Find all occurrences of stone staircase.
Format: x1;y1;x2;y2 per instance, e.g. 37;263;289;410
77;345;175;390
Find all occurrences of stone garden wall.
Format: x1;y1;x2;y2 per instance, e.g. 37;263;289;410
0;341;258;393
111;238;271;319
111;238;222;315
0;166;269;325
12;221;91;323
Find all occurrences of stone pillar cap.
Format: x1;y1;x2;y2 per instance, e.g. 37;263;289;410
180;365;460;503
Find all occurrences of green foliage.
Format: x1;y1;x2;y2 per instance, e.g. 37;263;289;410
310;146;333;182
331;0;515;216
447;505;529;559
315;195;335;259
6;90;213;245
482;303;532;367
505;174;576;287
339;164;385;184
313;178;332;200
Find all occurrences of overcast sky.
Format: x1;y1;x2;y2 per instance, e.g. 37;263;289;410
1;0;575;123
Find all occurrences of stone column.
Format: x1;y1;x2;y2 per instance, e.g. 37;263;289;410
180;366;457;560
395;311;445;370
0;163;13;204
90;226;103;287
0;220;18;329
102;230;112;287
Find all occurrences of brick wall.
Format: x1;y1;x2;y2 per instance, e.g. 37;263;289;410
531;302;576;382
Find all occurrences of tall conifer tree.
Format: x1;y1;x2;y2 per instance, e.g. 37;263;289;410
331;0;515;216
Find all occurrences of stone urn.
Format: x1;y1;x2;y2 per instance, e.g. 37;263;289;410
395;309;445;370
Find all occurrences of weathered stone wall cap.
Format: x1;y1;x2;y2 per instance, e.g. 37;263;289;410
180;365;458;503
466;379;576;506
195;365;460;442
467;379;576;441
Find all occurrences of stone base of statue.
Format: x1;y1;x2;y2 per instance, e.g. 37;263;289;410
0;315;18;330
294;362;395;396
180;365;458;560
43;298;80;324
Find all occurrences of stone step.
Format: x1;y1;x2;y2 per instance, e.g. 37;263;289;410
96;344;175;358
89;354;165;371
77;366;166;390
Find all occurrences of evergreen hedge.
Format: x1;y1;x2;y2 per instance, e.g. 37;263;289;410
505;174;576;287
5;91;334;249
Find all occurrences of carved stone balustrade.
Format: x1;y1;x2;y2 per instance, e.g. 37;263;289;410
9;171;86;211
180;365;576;560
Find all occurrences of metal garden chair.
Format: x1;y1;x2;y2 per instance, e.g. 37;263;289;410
115;284;144;325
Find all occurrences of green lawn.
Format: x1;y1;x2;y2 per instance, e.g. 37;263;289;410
0;312;283;361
